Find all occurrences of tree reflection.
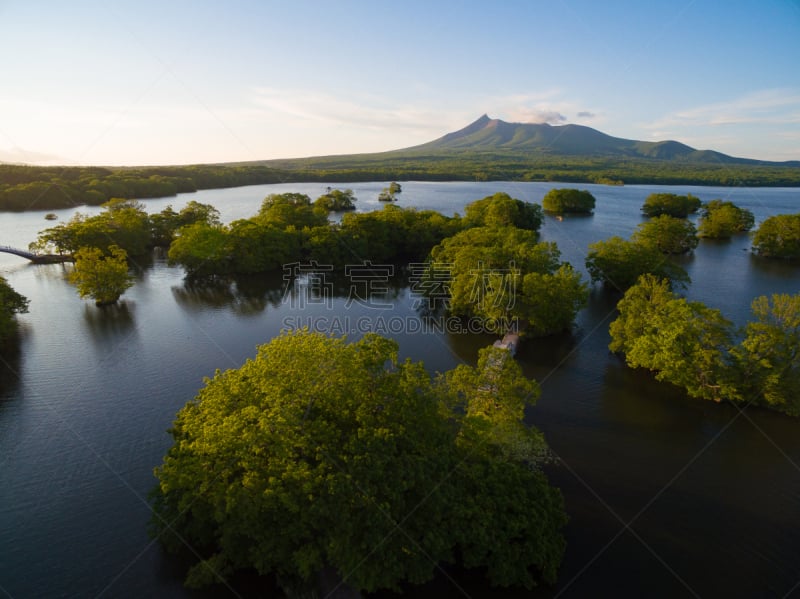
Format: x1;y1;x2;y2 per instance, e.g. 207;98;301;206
0;332;23;400
171;272;285;316
82;300;135;341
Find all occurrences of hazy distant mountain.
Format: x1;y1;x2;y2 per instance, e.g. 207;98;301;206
403;114;799;166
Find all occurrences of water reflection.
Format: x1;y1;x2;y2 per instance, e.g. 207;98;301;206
82;300;136;341
748;253;800;278
172;268;410;317
171;273;286;315
0;333;23;400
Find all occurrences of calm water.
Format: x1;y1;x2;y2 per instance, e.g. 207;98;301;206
1;181;799;598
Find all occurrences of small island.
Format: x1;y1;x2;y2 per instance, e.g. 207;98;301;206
542;188;596;214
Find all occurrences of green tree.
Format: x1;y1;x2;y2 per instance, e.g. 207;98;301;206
68;245;134;306
731;294;800;415
631;214;699;254
258;193;328;229
314;188;357;212
152;331;565;593
33;198;155;257
431;226;585;334
167;223;231;277
609;275;734;401
98;198;152;256
641;192;702;218
697;200;754;239
378;182;402;202
0;276;29;343
178;200;221;227
463;192;544;231
541;188;596;213
149;205;180;247
227;219;299;274
752;213;800;259
585;236;690;291
518;265;589;337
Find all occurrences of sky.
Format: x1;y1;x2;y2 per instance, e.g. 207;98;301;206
0;0;798;166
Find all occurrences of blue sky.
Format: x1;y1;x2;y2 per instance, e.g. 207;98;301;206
1;0;798;165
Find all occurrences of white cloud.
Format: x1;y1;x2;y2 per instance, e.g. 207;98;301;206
644;88;800;131
248;87;465;135
484;91;605;128
639;89;800;160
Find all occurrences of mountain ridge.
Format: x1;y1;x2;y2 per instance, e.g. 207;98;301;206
398;115;799;166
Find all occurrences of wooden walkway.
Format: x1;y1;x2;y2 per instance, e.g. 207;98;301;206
0;245;72;264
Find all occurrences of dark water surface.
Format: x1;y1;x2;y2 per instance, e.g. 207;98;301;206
1;182;799;597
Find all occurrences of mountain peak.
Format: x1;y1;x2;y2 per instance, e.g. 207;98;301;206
398;115;796;165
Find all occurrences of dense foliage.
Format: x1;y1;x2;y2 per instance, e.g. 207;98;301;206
0;164;285;212
730;294;800;415
152;330;566;593
609;275;734;401
167;193;462;276
631;215;699;254
641;192;702;218
610;275;800;415
313;188;357;211
68;245;135;306
585;236;690;291
697;200;755;239
463;192;544;231
0;276;29;343
541;188;596;213
431;214;587;336
33;199;220;257
751;213;800;259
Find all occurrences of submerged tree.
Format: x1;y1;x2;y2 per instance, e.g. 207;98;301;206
751;213;800;259
314;188;357;212
641;192;701;218
541;188;596;214
697;200;754;239
631;214;699;254
585;236;689;291
68;245;134;306
463;192;544;231
431;226;586;335
731;294;800;415
152;331;565;594
609;274;734;401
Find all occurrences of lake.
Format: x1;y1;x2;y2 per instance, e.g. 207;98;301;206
1;181;799;597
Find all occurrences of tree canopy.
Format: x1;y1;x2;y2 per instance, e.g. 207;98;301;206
697;200;754;239
609;275;733;401
641;192;702;218
631;214;699;254
585;236;690;291
430;226;587;335
152;330;566;594
463;192;544;231
257;193;328;229
609;276;800;415
541;188;596;214
731;294;800;415
751;213;800;259
33;199;219;257
68;245;135;306
313;188;357;212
